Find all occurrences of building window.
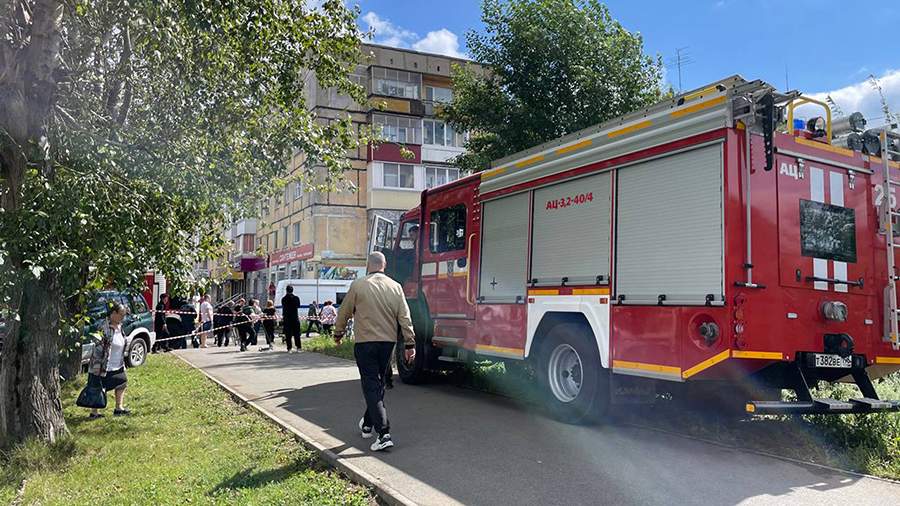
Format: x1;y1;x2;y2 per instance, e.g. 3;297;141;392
293;223;301;244
425;85;453;103
282;226;289;247
429;204;467;253
371;67;421;99
294;181;302;201
426;167;460;189
373;114;422;144
423;119;465;147
383;163;415;189
272;231;278;250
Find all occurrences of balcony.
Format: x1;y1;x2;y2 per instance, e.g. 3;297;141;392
368;95;425;116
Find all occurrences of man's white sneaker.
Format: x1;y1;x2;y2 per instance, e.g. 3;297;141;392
370;433;393;452
359;417;374;439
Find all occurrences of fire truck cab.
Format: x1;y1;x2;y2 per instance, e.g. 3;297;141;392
376;75;900;422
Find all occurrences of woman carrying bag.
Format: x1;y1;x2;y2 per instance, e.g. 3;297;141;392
79;300;132;418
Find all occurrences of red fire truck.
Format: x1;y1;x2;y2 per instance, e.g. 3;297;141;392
373;75;900;422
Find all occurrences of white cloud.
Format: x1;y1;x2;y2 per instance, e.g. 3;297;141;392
361;12;466;59
804;70;900;128
362;12;417;48
412;29;466;59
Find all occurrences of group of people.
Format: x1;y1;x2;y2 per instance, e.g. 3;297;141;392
89;252;414;453
152;290;341;354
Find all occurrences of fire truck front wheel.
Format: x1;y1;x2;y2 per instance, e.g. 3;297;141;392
537;323;609;424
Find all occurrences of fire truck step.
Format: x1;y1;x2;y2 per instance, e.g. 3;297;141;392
849;397;894;409
747;398;900;414
437;356;464;363
813;398;854;411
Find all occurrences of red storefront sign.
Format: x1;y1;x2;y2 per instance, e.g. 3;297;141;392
269;243;315;266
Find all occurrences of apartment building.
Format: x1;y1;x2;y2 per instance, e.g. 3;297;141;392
227;43;481;300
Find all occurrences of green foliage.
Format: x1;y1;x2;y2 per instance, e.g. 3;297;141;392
442;0;664;172
0;354;371;504
0;0;367;316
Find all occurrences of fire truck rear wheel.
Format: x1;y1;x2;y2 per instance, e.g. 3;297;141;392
538;323;609;424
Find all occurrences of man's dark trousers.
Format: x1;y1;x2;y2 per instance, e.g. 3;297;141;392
354;341;396;436
284;320;301;350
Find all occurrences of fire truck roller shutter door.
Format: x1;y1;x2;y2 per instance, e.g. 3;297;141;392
615;143;724;304
531;172;612;285
479;192;530;303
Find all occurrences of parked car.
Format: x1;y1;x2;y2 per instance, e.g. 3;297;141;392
81;290;156;368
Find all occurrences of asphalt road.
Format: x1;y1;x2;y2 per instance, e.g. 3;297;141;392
175;347;900;506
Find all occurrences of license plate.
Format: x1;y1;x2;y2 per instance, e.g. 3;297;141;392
813;353;852;369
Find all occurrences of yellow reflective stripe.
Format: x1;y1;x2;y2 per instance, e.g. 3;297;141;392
732;350;783;360
515;154;545;168
875;356;900;365
794;137;856;158
612;359;681;376
481;167;507;180
556;139;593;155
607;120;652;138
571;288;610;295
682;349;731;379
671;95;726;118
475;344;525;357
527;289;559;296
681;85;721;102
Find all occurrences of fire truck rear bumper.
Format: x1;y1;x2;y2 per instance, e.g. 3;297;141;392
746;398;900;415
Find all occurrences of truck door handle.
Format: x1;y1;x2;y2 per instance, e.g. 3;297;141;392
465;233;476;305
805;276;864;288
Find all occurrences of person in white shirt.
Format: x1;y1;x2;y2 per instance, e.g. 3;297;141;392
199;294;214;348
86;301;131;418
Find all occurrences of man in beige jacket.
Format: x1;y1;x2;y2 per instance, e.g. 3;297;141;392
335;251;415;451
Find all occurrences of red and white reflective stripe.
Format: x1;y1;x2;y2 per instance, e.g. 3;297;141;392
810;166;828;291
810;166;848;292
829;171;848;293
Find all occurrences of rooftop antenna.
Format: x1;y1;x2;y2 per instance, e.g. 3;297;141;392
784;64;790;91
665;46;694;92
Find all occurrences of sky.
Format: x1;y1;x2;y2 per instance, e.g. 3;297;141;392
355;0;900;127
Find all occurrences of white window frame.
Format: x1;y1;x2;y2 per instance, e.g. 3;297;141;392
423;119;465;147
425;85;453;103
425;166;460;189
373;114;422;145
292;223;301;244
382;163;416;189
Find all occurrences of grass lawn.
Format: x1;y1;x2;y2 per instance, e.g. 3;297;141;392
0;354;372;506
305;335;900;480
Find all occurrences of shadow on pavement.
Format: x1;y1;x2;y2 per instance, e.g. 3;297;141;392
178;348;890;506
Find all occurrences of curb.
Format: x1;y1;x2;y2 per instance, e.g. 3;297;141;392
174;353;419;506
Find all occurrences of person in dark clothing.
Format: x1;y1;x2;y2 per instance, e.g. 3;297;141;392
305;300;320;337
261;300;277;350
235;302;254;351
281;286;302;353
153;293;170;352
213;301;229;347
175;301;199;350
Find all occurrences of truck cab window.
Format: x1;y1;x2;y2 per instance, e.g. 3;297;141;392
429;204;467;253
395;220;420;284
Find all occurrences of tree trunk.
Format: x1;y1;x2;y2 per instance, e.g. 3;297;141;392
0;273;68;446
0;0;67;446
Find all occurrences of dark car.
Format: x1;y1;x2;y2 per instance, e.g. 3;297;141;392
81;290;156;368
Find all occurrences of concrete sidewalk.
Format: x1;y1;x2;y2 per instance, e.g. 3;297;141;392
175;347;900;506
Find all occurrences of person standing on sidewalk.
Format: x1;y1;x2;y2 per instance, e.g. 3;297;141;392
199;294;213;348
153;293;170;352
305;300;320;337
334;252;415;452
281;286;302;353
260;300;277;350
